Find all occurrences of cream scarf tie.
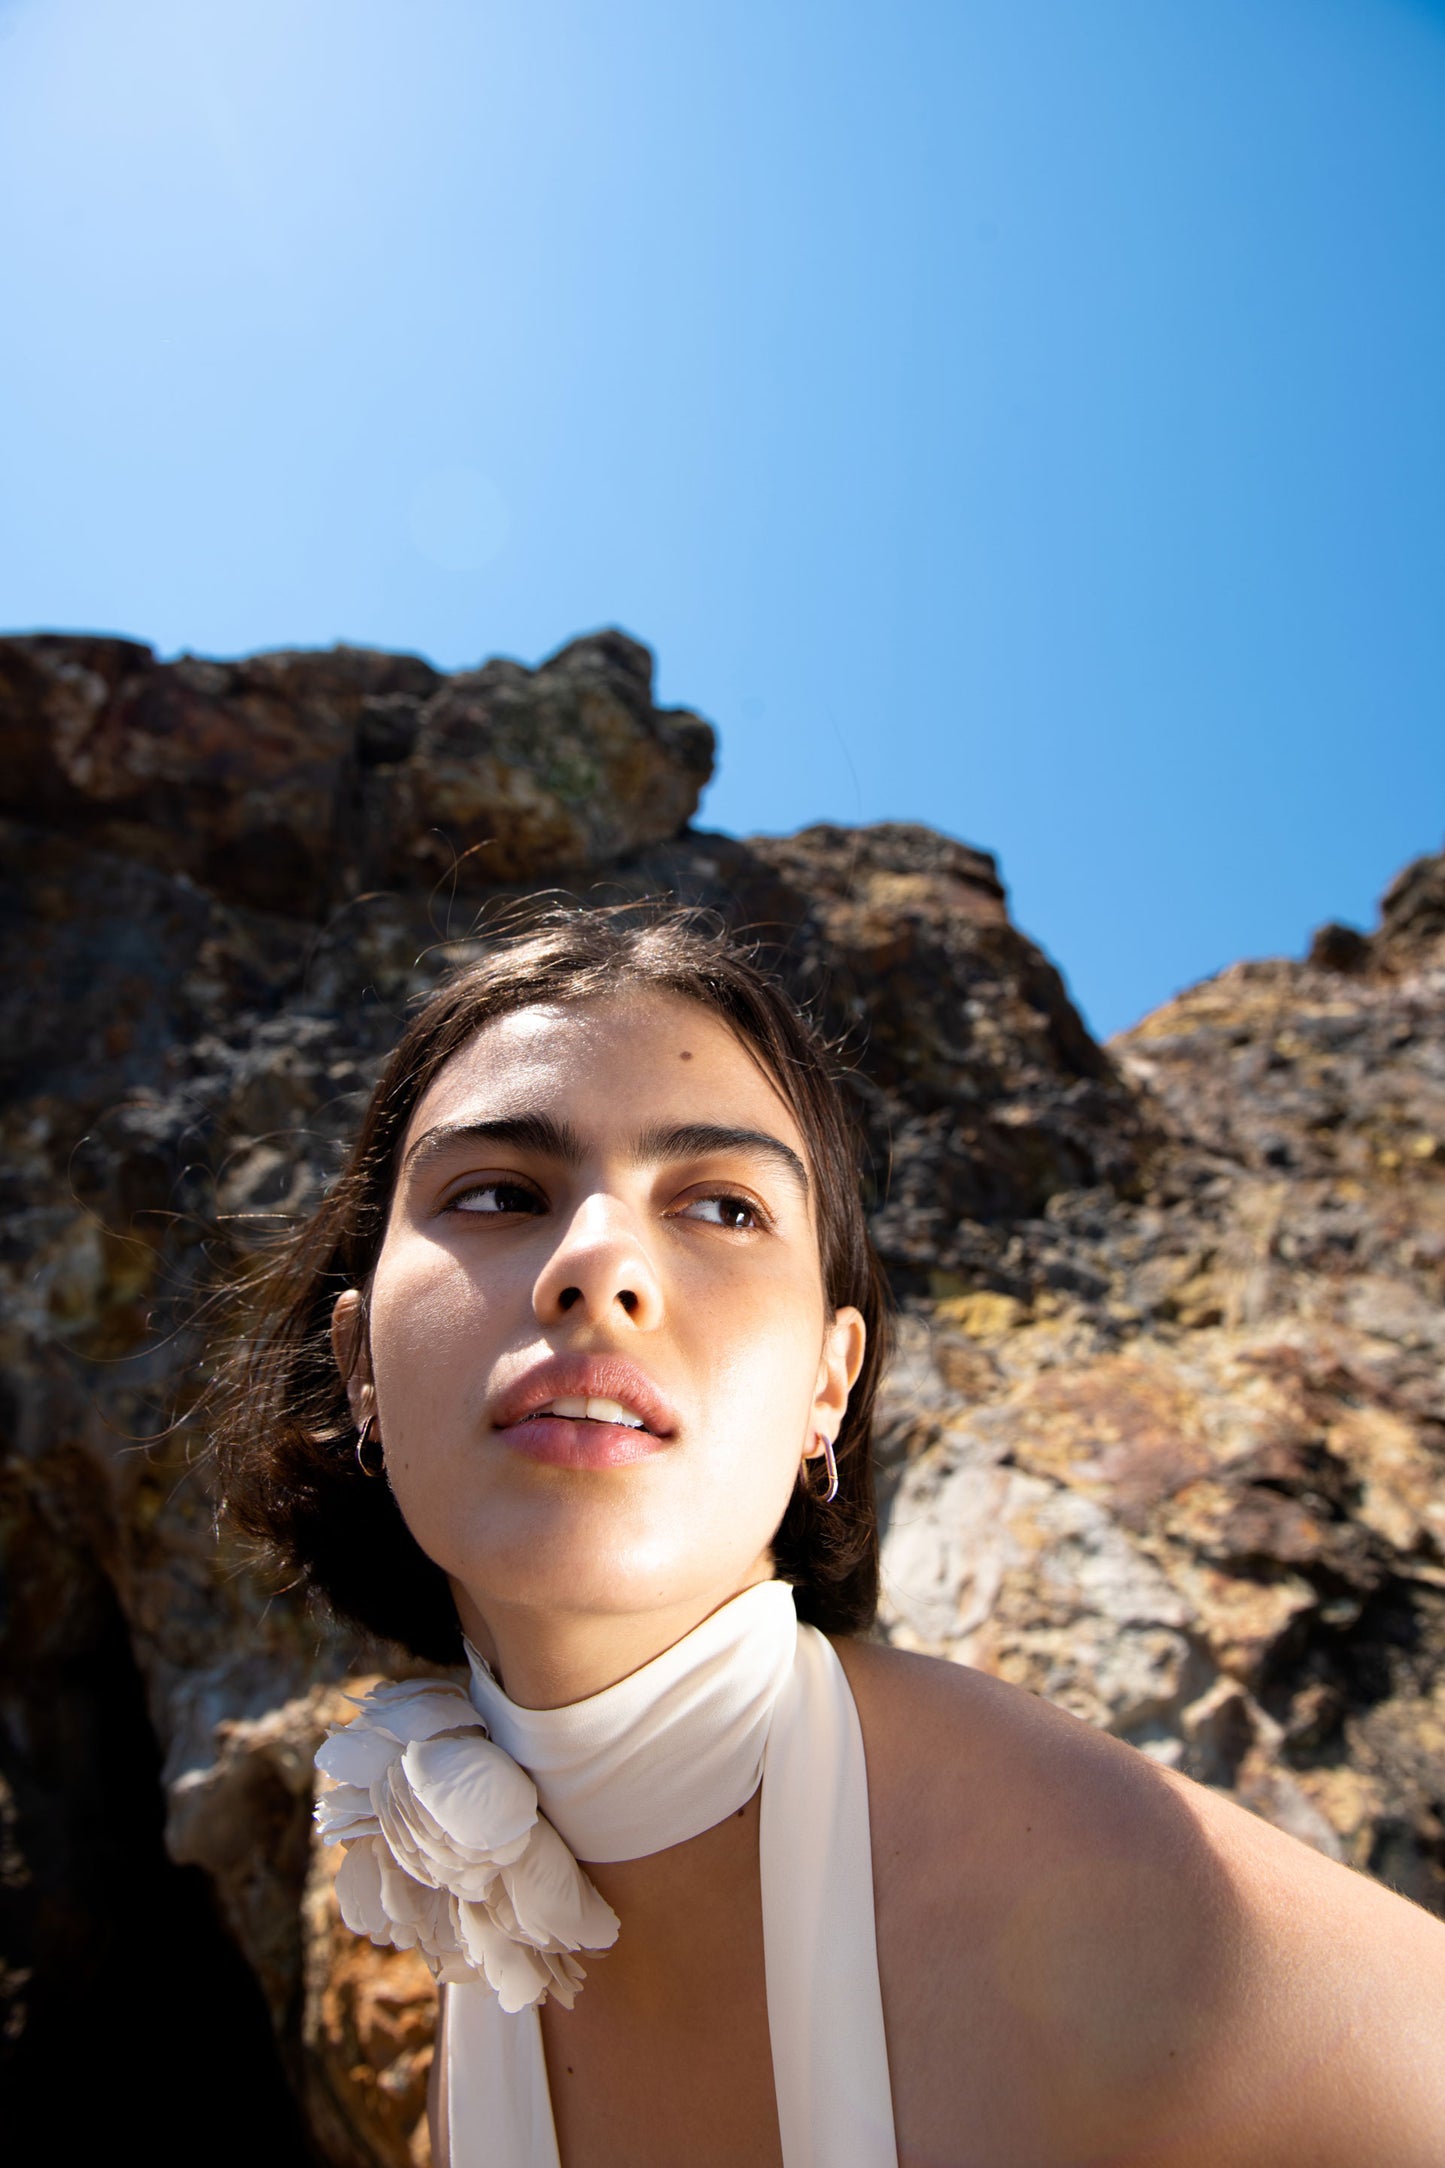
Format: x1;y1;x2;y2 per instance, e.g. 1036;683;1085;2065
316;1581;897;2168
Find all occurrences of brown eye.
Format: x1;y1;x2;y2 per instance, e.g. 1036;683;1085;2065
677;1193;761;1231
451;1180;544;1216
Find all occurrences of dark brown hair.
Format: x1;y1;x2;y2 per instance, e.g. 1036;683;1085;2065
213;905;889;1662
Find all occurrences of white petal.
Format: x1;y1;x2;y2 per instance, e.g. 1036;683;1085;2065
359;1676;471;1711
376;1769;450;1888
434;1854;504;1904
373;1849;461;1964
541;1949;589;2010
485;1828;534;1868
375;1848;430;1924
372;1766;501;1907
358;1683;481;1742
484;1878;523;1941
386;1762;469;1856
456;1903;555;2013
335;1838;390;1941
402;1733;538;1855
317;1818;377;1849
380;1821;448;1894
316;1725;399;1786
395;1874;457;1961
314;1782;377;1839
499;1818;620;1954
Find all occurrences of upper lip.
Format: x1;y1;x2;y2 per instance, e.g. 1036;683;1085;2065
490;1354;680;1439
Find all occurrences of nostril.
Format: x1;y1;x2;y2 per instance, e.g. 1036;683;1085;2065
618;1289;639;1316
558;1287;583;1312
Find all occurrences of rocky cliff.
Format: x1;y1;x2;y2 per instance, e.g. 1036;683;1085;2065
1;628;1440;2161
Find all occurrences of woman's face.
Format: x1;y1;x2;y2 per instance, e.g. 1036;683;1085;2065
336;988;864;1666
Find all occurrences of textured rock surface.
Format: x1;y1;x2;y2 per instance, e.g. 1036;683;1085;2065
880;850;1445;1898
0;625;1440;2159
302;1735;436;2168
0;628;712;916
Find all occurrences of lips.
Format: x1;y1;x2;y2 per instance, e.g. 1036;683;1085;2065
490;1355;679;1448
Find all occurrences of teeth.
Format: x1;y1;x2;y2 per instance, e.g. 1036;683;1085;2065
587;1396;646;1428
535;1395;646;1429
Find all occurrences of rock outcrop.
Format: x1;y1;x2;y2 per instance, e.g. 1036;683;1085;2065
0;626;1440;2160
880;851;1445;1895
0;628;713;917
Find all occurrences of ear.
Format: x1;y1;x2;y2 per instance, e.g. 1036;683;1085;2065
807;1304;867;1454
331;1289;374;1428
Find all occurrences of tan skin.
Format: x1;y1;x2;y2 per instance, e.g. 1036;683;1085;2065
333;990;1445;2168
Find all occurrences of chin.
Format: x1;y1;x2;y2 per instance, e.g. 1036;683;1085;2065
399;1463;788;1628
448;1524;772;1630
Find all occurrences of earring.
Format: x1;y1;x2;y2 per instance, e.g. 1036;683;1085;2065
804;1432;839;1505
355;1415;385;1479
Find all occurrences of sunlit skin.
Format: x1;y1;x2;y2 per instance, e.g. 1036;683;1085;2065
331;989;1445;2168
332;989;864;1711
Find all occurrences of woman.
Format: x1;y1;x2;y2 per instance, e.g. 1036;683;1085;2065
217;908;1445;2168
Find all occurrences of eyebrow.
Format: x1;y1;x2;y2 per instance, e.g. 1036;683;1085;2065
400;1113;809;1196
631;1121;809;1198
401;1113;586;1176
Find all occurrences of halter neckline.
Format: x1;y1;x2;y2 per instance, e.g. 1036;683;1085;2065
463;1579;797;1863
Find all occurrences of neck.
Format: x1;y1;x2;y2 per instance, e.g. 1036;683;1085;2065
451;1560;777;1709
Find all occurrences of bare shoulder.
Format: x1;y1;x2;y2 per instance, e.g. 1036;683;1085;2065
834;1637;1445;2168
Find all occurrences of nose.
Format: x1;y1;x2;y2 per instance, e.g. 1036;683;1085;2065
531;1191;664;1332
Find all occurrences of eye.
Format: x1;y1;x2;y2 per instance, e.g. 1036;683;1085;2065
674;1192;764;1231
448;1179;545;1216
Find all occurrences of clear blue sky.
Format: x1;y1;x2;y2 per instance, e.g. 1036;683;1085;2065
3;0;1443;1037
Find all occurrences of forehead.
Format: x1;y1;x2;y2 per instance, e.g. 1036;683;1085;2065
403;987;805;1154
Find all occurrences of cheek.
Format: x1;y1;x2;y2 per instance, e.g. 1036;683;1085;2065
366;1236;512;1425
692;1280;825;1472
363;1249;506;1576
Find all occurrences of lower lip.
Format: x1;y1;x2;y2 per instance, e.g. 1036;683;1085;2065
499;1417;670;1469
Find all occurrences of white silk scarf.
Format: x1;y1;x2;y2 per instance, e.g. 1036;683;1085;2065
442;1580;898;2167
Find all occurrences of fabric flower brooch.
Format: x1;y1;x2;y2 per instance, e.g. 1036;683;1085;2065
315;1679;620;2013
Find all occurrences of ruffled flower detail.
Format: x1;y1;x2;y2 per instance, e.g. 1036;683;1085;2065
314;1678;620;2013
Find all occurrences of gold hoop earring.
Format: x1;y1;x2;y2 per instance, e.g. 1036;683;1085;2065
355;1415;385;1479
804;1433;839;1506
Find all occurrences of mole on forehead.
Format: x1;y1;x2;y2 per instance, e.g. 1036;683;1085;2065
409;1001;792;1151
458;995;718;1059
408;1025;799;1138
